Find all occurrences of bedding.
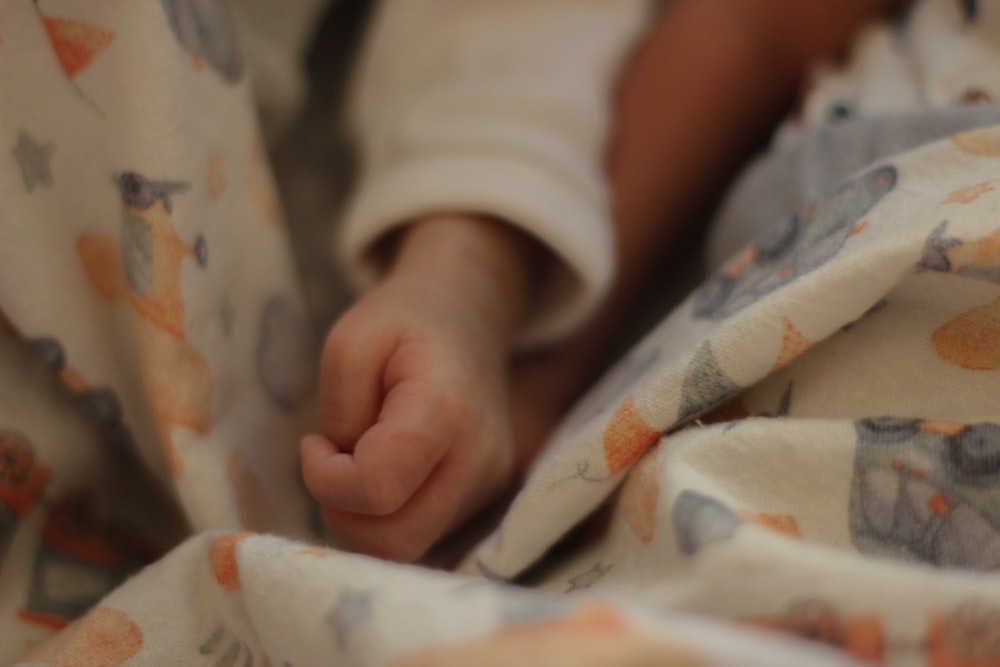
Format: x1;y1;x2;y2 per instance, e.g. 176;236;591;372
5;0;1000;663
7;125;1000;666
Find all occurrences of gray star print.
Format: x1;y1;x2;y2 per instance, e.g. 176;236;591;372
326;587;374;651
565;561;613;593
11;130;55;193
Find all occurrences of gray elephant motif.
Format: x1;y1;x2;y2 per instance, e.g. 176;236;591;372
694;165;897;319
850;417;1000;571
161;0;244;83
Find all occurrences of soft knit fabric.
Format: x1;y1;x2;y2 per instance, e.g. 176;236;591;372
4;1;1000;666
335;0;647;345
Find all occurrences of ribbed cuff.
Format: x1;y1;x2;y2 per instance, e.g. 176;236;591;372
337;155;613;347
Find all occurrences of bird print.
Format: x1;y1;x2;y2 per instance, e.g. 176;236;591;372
76;171;213;477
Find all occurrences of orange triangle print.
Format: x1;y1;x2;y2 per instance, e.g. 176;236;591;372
603;395;660;476
931;298;1000;370
210;532;253;592
617;445;660;542
42;16;114;78
737;510;801;538
21;606;143;665
771;317;814;372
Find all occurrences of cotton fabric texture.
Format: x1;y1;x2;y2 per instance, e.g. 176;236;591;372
3;1;1000;666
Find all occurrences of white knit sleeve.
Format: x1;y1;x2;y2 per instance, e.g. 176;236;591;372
338;0;648;346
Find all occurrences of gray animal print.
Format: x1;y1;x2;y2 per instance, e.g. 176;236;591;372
672;490;742;556
693;165;897;319
850;417;1000;571
160;0;244;83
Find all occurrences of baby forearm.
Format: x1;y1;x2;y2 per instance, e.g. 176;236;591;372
608;0;897;291
728;0;903;80
388;215;542;347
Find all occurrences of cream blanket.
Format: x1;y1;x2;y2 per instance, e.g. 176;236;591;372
4;1;1000;664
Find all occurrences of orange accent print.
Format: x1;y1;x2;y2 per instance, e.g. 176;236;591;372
501;604;631;638
928;493;952;517
750;606;884;664
738;511;801;538
41;17;114;78
927;606;1000;667
617;445;660;543
850;219;869;237
921;420;968;437
41;496;133;568
0;431;51;517
210;532;252;592
726;245;757;279
951;127;1000;157
57;365;92;394
700;395;751;424
931;299;1000;370
944;227;1000;271
249;136;286;227
943;182;994;205
391;604;708;667
840;615;885;663
771;317;815;372
603;396;660;476
77;233;126;301
298;547;333;558
18;609;72;631
124;214;193;338
21;606;143;666
206;151;226;201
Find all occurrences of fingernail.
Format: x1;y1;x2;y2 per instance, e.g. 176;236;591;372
301;434;337;461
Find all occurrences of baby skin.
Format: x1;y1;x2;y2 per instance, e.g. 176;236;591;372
301;215;541;562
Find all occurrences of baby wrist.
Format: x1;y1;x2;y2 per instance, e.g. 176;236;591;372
389;214;542;341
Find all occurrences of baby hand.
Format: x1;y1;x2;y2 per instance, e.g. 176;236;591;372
301;216;536;562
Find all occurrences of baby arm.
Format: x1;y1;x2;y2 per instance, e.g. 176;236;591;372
300;0;647;561
302;215;540;562
510;0;905;455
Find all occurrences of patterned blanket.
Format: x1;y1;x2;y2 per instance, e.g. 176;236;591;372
4;2;1000;665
